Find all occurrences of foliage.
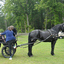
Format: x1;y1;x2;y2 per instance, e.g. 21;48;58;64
0;29;4;32
26;25;34;32
0;14;5;30
1;0;64;32
35;0;64;29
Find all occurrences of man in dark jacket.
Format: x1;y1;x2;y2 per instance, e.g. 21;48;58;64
10;26;17;36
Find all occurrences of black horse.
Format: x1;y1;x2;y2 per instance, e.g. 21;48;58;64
28;23;64;57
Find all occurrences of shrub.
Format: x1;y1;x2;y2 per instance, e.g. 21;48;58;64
0;29;4;33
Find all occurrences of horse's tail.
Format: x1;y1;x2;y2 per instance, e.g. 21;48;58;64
28;33;31;43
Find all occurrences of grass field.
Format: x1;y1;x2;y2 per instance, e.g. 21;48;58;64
0;35;64;64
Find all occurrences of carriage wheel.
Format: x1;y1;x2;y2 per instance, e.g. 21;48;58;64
2;46;16;58
5;47;16;55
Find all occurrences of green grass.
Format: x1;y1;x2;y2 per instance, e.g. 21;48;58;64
0;35;64;64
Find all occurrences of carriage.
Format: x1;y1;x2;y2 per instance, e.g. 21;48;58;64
0;35;34;58
0;35;17;58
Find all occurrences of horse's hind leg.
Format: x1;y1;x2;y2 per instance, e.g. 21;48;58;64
28;38;37;57
28;39;37;57
28;33;33;57
28;43;34;57
28;32;37;57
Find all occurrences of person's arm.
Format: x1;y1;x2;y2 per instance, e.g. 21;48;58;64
13;32;15;36
13;28;17;35
2;35;6;43
1;31;6;35
11;30;15;36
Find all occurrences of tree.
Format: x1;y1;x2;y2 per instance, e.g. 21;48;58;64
2;0;36;32
2;0;42;32
35;0;64;29
0;1;5;30
2;0;64;32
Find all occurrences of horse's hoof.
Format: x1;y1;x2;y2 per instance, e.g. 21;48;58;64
51;53;55;56
51;54;55;56
28;53;33;57
29;55;33;57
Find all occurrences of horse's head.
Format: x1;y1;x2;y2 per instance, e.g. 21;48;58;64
61;23;64;32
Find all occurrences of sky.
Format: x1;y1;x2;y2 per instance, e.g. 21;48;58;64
0;1;4;13
0;1;4;8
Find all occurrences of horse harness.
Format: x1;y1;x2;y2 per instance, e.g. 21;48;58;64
48;29;58;39
31;29;58;42
18;29;60;48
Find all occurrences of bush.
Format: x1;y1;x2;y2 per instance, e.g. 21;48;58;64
0;29;4;33
26;25;34;33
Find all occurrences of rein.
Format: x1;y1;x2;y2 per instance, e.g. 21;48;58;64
16;34;52;48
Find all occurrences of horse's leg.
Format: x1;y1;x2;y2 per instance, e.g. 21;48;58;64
51;40;56;55
28;43;34;57
28;33;35;57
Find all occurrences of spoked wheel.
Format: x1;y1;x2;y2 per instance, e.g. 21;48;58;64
2;46;16;58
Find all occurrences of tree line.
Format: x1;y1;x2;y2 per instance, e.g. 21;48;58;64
0;0;64;33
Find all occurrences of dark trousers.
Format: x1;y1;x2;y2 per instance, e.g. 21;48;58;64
6;40;16;56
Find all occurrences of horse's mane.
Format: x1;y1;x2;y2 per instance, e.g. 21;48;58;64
51;24;61;30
